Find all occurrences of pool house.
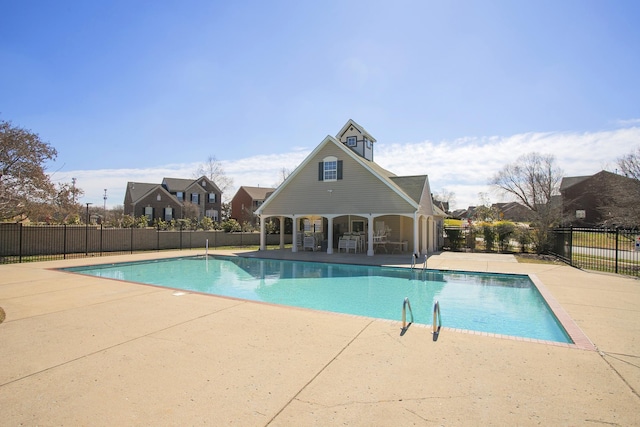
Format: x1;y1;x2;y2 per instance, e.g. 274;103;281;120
256;119;445;256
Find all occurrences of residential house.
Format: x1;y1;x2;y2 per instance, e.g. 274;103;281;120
124;176;222;224
255;119;446;256
560;170;640;227
493;202;532;222
231;186;276;227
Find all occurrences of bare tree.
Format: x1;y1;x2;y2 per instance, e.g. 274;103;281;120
489;152;563;252
0;119;58;221
433;188;456;212
194;155;233;198
273;167;292;187
617;146;640;180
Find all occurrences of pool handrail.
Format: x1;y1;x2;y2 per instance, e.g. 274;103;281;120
433;300;442;339
401;297;414;330
410;253;428;270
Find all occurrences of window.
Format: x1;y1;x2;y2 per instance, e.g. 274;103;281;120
144;206;153;221
206;209;219;221
318;157;343;182
156;194;161;201
191;193;199;204
365;137;371;148
176;192;184;201
303;219;322;232
347;136;357;146
208;193;216;203
324;160;337;181
164;207;173;221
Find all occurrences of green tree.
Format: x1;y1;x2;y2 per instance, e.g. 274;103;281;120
0;119;59;221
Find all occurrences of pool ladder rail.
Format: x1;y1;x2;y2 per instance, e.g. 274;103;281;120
401;297;414;335
410;253;428;270
401;297;442;341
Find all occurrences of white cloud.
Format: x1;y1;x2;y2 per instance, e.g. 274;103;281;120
66;127;640;212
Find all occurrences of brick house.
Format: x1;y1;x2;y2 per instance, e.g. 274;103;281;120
230;186;275;227
560;170;640;227
124;176;222;224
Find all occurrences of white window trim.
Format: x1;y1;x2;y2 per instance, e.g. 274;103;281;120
323;156;338;182
347;136;357;147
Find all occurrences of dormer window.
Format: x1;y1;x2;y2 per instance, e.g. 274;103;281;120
347;136;357;147
365;137;371;148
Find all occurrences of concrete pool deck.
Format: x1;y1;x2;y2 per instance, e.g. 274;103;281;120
0;250;638;425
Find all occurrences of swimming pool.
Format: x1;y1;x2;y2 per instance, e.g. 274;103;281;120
63;256;572;343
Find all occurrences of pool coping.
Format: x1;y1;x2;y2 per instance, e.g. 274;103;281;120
58;253;596;351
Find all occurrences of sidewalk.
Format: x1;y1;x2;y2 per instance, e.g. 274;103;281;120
0;250;638;425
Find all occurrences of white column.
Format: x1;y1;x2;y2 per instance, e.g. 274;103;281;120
279;216;285;249
367;215;375;256
413;212;420;256
292;216;299;253
259;215;266;251
327;216;334;254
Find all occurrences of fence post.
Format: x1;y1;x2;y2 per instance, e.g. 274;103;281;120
18;222;23;263
569;226;573;266
63;224;67;259
100;223;103;256
157;224;160;251
615;228;619;274
130;226;134;254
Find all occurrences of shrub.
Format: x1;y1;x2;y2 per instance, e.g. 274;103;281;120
200;217;214;231
445;227;464;250
222;218;241;232
483;224;496;252
516;226;532;253
495;221;516;252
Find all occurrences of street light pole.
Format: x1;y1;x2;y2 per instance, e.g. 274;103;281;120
103;189;107;223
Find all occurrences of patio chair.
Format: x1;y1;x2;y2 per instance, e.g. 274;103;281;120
303;236;317;251
338;236;349;253
346;236;358;253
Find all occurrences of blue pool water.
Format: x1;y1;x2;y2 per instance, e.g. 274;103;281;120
63;256;572;343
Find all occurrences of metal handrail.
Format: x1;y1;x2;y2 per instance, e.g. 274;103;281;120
432;300;441;337
402;297;414;330
411;253;428;270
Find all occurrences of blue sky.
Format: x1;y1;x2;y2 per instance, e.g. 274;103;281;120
2;1;639;209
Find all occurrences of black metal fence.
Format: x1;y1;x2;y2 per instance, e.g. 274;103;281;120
549;227;640;277
0;223;288;264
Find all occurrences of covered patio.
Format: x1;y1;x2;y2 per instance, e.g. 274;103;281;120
259;211;442;257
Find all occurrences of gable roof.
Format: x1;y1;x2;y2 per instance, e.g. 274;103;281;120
162;176;222;194
162;178;194;192
238;186;275;200
390;175;429;204
336;119;377;143
126;182;161;202
257;133;429;215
